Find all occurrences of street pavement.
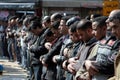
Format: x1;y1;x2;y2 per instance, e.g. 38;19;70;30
0;58;28;80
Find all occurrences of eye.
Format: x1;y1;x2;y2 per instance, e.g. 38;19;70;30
108;17;114;22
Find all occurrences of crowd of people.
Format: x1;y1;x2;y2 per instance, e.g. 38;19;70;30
0;9;120;80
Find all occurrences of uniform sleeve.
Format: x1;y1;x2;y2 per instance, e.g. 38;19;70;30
30;45;48;56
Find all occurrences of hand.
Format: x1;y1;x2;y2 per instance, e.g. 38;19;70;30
63;48;69;57
28;45;33;50
62;60;68;70
68;57;78;63
52;55;59;63
39;56;44;62
77;76;90;80
28;45;35;52
41;58;48;67
27;43;31;50
67;63;76;75
77;72;91;80
85;60;99;76
44;42;52;50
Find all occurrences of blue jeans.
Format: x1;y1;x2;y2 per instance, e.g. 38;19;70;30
21;46;27;68
32;64;42;80
7;38;14;60
0;35;5;57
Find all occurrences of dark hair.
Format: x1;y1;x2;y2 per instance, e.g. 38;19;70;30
29;16;41;23
69;21;79;33
77;19;92;30
92;16;108;28
85;15;91;20
91;14;102;19
61;16;70;23
42;16;50;23
51;13;62;20
51;21;60;29
29;21;42;31
66;16;80;27
110;11;120;20
8;16;17;21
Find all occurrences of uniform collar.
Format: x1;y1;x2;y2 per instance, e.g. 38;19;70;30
85;37;97;46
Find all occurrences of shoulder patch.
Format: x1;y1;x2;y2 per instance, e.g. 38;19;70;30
100;39;106;44
107;40;115;46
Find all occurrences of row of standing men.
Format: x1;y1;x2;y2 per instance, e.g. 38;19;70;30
1;9;120;80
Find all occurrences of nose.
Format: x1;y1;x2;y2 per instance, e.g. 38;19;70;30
106;18;109;23
92;30;95;35
92;30;94;33
59;25;62;29
79;36;82;40
111;28;115;34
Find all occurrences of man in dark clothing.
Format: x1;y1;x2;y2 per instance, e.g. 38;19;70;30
42;16;51;29
50;12;62;25
62;21;82;80
6;16;17;61
41;21;62;80
52;16;80;80
28;20;48;80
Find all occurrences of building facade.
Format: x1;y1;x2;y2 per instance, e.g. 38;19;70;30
0;0;119;18
42;0;103;18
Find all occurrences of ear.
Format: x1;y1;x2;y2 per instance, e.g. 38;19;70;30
114;19;120;26
87;28;92;35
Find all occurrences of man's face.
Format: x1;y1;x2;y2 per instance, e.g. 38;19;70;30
45;35;55;42
50;19;54;26
59;20;67;34
51;28;60;38
31;29;37;35
50;16;55;26
111;24;120;39
31;27;42;36
106;12;117;28
42;21;51;28
10;19;16;26
68;29;80;43
106;11;120;39
92;22;105;40
77;29;88;42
